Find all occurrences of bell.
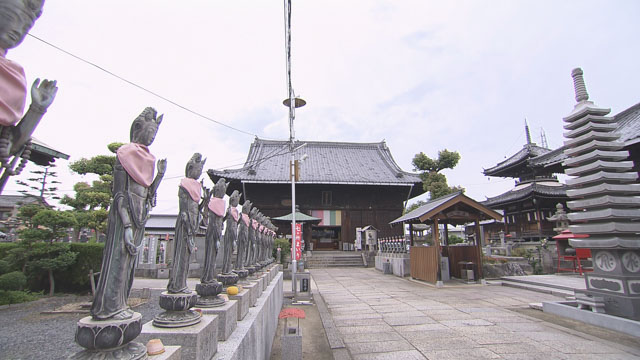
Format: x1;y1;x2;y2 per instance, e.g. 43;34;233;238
146;339;165;356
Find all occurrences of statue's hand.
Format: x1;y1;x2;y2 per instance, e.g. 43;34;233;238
124;227;138;256
157;159;167;176
188;238;195;253
30;79;58;111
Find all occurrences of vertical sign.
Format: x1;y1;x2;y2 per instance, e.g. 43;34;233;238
292;223;303;260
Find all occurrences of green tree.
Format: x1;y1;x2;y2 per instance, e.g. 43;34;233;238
412;149;464;199
26;243;78;295
60;142;122;241
15;164;62;201
30;210;78;243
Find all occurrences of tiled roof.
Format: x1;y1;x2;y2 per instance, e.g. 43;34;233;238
391;192;460;224
145;214;177;230
528;102;640;169
0;195;45;209
483;144;552;177
208;138;423;188
482;181;568;208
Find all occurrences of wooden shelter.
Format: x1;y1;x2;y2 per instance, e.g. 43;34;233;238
390;192;502;284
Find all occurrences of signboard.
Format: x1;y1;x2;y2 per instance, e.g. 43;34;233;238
301;277;309;292
355;227;362;250
292;223;302;261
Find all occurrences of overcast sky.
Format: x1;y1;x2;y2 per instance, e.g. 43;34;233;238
5;0;640;214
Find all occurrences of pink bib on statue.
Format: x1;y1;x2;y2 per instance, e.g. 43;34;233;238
117;143;156;187
252;220;258;229
0;52;27;127
230;207;239;222
242;213;250;226
180;178;201;202
208;197;225;217
259;225;265;233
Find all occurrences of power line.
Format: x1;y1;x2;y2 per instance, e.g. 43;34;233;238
27;33;259;138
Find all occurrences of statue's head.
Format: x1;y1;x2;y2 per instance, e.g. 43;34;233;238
130;107;162;146
229;190;241;207
185;153;205;179
242;200;252;214
249;207;258;218
0;0;44;51
212;178;227;198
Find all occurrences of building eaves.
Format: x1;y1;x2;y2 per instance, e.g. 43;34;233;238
482;182;568;208
483;144;552;177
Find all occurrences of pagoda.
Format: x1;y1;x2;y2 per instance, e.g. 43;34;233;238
563;68;640;320
482;123;568;242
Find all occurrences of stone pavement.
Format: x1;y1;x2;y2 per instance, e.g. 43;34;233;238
310;268;640;360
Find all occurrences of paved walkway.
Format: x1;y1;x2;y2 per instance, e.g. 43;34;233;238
310;268;640;360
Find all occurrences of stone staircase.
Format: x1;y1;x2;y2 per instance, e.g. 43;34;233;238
304;251;365;268
498;275;585;298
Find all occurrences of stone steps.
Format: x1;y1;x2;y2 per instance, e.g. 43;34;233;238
305;253;364;268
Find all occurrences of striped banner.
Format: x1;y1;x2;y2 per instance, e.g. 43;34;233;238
311;210;342;226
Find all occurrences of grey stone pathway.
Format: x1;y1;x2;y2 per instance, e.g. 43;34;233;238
311;268;640;360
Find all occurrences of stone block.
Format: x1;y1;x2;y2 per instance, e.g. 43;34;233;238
196;300;238;341
261;273;269;291
281;324;302;360
229;289;250;321
244;281;259;307
213;272;283;360
148;345;181;360
139;314;218;360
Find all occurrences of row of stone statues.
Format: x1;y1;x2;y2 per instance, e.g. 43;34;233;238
72;108;276;358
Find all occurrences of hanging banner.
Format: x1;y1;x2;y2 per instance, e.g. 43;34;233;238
292;223;302;261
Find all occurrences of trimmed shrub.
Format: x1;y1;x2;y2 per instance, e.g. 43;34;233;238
273;237;291;263
0;259;10;275
0;290;39;305
55;242;104;293
0;271;27;291
0;242;18;259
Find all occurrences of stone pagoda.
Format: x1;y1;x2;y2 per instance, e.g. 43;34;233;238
563;68;640;320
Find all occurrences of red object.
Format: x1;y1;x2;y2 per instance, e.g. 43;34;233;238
554;230;592;275
292;223;302;261
279;308;306;319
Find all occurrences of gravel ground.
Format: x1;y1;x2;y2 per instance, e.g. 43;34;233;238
0;289;164;360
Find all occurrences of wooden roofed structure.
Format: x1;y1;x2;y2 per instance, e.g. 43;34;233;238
390;192;502;284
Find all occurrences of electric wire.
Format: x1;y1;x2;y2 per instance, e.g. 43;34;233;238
27;33;259;138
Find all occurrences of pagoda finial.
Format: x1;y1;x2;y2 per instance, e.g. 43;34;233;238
571;67;589;103
524;118;532;145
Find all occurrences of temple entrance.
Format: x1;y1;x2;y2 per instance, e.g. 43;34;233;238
312;226;341;250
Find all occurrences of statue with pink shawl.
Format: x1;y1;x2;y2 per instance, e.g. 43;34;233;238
233;199;252;283
217;189;241;286
196;177;228;307
0;0;59;189
74;108;165;358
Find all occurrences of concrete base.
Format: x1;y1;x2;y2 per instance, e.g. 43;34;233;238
244;281;259;307
139;314;218;360
229;289;250;321
195;300;238;341
213;272;283;360
260;273;269;291
281;323;302;360
375;254;410;277
543;300;640;338
148;345;181;360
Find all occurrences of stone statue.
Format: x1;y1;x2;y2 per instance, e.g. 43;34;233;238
74;107;166;359
195;177;227;307
246;207;259;274
217;189;241;286
168;153;206;293
0;0;57;187
233;200;252;282
153;153;206;328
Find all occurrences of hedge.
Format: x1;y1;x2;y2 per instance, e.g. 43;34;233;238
55;242;104;293
0;271;27;291
0;290;39;305
0;242;18;259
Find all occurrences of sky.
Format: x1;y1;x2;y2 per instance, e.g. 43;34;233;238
5;0;640;214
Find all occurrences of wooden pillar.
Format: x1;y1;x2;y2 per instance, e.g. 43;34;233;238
475;218;484;279
433;218;442;283
443;222;449;246
409;223;414;246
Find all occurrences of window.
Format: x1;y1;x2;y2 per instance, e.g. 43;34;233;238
321;191;332;206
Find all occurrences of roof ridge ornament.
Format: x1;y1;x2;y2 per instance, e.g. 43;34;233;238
571;68;589;103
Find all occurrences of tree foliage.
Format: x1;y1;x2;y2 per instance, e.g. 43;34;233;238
25;243;78;295
412;149;464;199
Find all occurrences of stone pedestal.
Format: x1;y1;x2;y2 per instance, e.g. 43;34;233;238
233;268;249;284
246;265;256;278
196;282;226;308
140;315;218;360
217;272;239;287
71;312;145;360
229;288;250;321
196;299;238;341
153;291;201;328
243;281;259;307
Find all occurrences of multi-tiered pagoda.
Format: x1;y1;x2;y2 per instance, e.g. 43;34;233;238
563;68;640;320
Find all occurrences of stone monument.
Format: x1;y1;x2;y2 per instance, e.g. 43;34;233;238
563;68;640;319
0;0;57;188
217;190;241;287
233;200;252;284
154;153;206;328
196;178;228;307
72;107;166;359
